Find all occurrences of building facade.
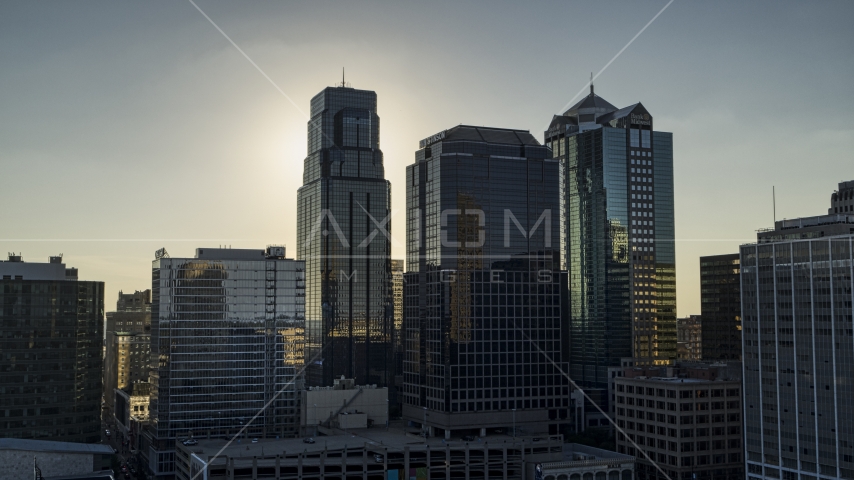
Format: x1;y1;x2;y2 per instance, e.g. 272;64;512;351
403;125;571;438
104;289;151;422
699;254;741;361
614;364;744;480
676;315;702;362
0;254;104;443
296;84;393;389
104;331;150;419
545;86;676;390
540;444;635;480
829;180;854;214
145;247;305;478
175;429;564;480
391;258;404;411
741;220;854;480
105;289;151;334
300;377;388;434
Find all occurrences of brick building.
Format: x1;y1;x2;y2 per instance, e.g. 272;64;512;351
614;363;743;480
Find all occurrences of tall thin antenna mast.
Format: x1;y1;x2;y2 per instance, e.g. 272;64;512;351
773;186;776;223
342;67;345;87
590;72;594;94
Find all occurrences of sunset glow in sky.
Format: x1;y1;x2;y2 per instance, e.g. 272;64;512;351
2;1;852;316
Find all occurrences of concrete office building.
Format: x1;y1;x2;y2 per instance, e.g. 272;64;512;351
699;254;741;361
175;428;564;480
404;125;571;439
105;289;151;334
104;331;150;420
676;315;702;362
104;288;152;421
742;212;854;480
0;254;104;443
143;246;305;478
296;83;393;389
301;376;388;434
545;85;677;391
829;180;854;214
614;364;744;480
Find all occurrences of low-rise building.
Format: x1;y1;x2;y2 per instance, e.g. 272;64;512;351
301;377;388;435
0;438;114;480
539;444;635;480
614;363;743;480
175;426;563;480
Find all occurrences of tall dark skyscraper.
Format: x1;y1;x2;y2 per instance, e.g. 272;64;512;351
296;84;392;388
699;253;741;361
545;86;676;390
403;125;571;438
0;254;104;443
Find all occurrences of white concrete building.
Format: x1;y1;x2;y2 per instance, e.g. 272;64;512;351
301;376;388;434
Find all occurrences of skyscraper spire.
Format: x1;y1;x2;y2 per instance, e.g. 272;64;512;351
590;72;594;95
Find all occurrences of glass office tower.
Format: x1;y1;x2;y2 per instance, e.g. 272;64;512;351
699;253;741;361
545;86;676;390
403;125;571;438
0;254;104;443
296;85;392;388
146;247;304;477
742;216;854;480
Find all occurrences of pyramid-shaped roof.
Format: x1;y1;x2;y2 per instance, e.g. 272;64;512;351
563;86;618;117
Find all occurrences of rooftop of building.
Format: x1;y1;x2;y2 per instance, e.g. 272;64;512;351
153;246;295;262
307;376;384;391
563;86;619;117
541;443;634;469
438;125;541;146
0;438;114;455
546;87;654;139
619;362;742;383
752;213;854;243
770;213;854;231
179;423;561;463
45;472;115;480
0;253;79;281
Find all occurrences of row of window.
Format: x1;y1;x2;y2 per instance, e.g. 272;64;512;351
617;385;740;397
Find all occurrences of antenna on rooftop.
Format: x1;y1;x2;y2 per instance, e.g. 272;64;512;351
337;68;350;88
590;72;594;95
773;186;776;224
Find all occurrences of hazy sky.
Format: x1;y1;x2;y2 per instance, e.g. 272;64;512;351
2;1;852;316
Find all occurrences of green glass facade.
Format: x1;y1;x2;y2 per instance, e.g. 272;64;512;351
546;90;676;390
